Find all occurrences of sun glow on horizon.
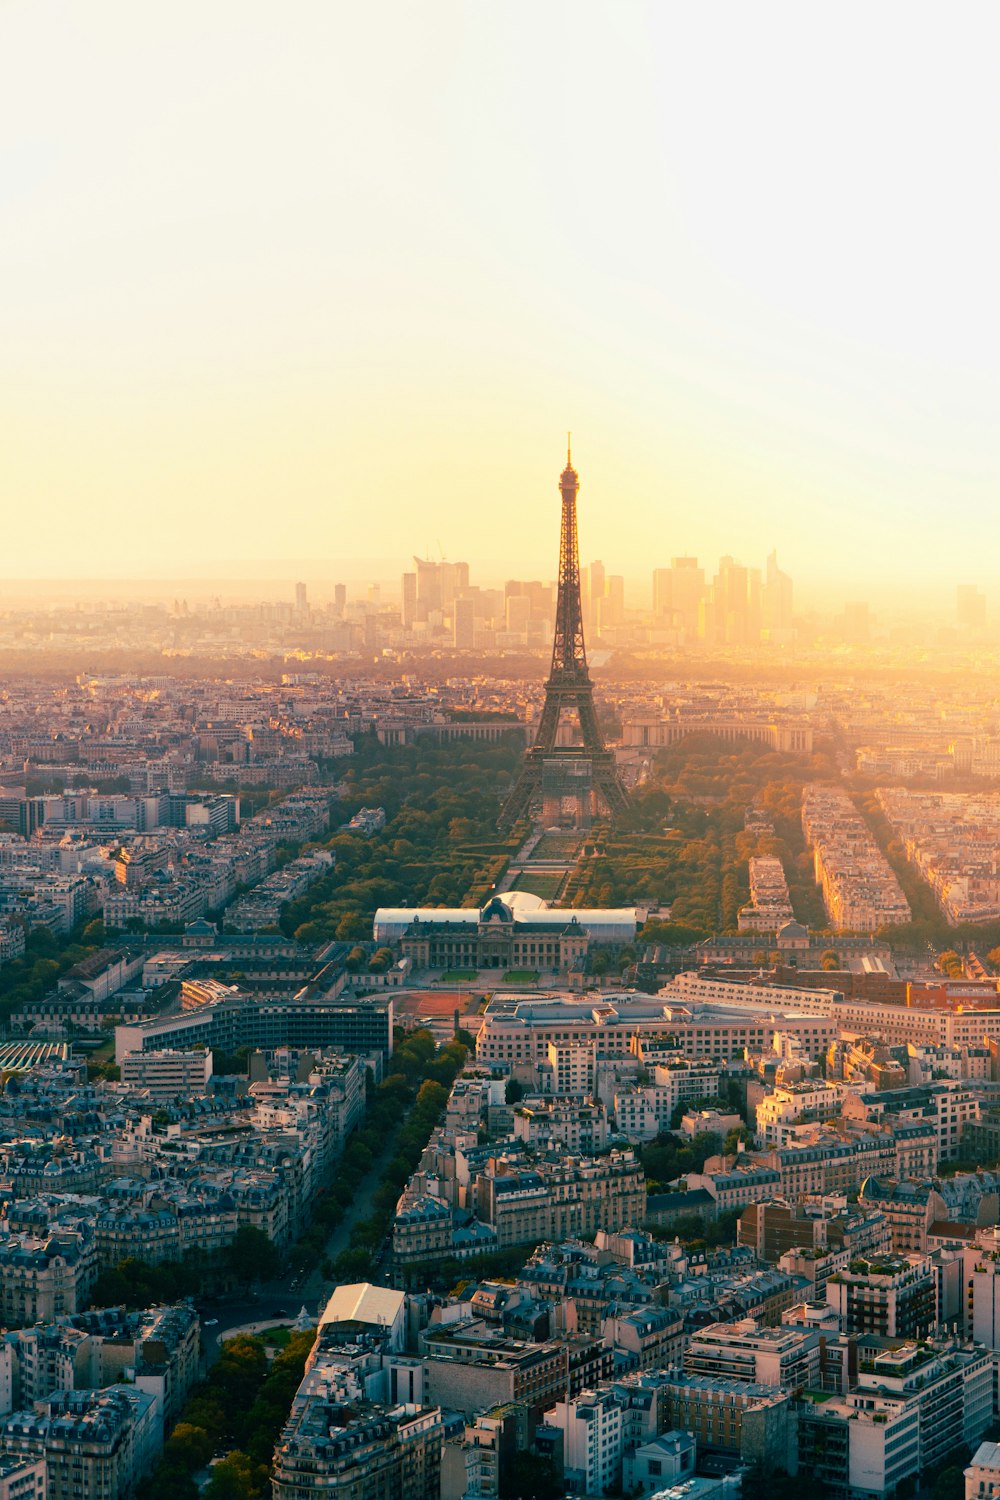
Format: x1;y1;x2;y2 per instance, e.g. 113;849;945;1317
2;1;999;592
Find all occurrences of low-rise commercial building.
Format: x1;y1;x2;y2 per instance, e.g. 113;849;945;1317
119;1049;213;1098
684;1318;820;1392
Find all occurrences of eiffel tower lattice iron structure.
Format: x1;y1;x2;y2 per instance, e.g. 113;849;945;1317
498;444;630;830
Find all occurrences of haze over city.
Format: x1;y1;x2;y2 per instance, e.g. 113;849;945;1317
6;10;1000;1500
4;2;1000;594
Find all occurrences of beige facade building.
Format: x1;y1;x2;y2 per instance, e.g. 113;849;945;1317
0;1457;45;1500
0;1233;97;1329
802;784;911;931
272;1399;442;1500
0;1388;159;1500
392;1192;453;1267
646;1370;795;1468
476;989;839;1071
476;1150;645;1248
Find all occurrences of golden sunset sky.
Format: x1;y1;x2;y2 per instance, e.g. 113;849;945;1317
2;1;999;592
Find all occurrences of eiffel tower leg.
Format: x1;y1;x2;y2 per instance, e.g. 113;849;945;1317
576;691;605;755
532;694;562;753
498;762;542;831
593;764;630;818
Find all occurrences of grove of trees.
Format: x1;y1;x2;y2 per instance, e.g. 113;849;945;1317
291;1028;469;1283
280;738;525;948
92;1225;280;1308
562;736;835;935
138;1328;315;1500
0;919;105;1027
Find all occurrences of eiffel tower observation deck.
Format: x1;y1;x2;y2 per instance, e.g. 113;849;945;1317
498;444;630;831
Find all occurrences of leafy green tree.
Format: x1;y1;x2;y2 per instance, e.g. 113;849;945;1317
30;958;60;988
293;919;328;945
341;1139;374;1175
415;1079;448;1114
332;1247;374;1281
181;1395;227;1446
639;920;708;946
930;1467;966;1500
499;1451;562;1500
336;912;367;942
26;928;57;958
204;1453;270;1500
139;1465;199;1500
163;1422;214;1470
87;1060;121;1082
212;1337;269;1414
227;1226;280;1284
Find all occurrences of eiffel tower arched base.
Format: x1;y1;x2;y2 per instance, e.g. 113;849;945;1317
498;747;629;832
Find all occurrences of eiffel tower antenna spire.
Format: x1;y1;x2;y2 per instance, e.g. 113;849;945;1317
498;445;629;831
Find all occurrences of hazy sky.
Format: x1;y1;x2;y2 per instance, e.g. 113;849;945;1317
3;2;999;591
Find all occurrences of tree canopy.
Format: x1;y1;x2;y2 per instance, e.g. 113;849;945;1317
280;739;523;947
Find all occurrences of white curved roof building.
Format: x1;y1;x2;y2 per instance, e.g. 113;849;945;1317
373;898;636;946
374;908;469;941
504;889;547;913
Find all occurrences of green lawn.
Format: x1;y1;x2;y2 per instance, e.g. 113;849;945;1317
511;871;565;900
502;970;540;983
531;833;583;861
261;1325;294;1347
440;969;478;981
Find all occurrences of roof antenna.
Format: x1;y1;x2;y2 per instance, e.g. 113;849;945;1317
567;431;572;464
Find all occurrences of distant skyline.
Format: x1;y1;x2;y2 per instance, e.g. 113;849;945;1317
3;3;1000;586
0;567;993;625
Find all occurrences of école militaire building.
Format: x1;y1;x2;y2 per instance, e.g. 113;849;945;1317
374;894;636;974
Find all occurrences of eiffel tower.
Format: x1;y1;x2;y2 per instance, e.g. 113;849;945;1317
498;443;630;830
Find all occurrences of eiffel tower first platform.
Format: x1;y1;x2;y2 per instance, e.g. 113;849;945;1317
498;444;630;831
